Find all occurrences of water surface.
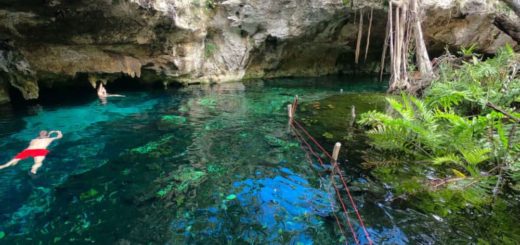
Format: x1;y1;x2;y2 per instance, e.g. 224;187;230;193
0;77;483;244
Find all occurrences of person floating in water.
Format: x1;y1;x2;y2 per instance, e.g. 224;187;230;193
96;82;124;104
0;130;63;174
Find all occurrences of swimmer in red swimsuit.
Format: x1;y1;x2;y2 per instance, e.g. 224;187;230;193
0;130;63;174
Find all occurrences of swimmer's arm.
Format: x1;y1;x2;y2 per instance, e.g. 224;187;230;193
107;94;125;97
49;130;63;140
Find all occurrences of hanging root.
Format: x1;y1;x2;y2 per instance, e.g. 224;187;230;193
355;9;364;65
380;15;389;81
386;0;434;93
364;7;374;63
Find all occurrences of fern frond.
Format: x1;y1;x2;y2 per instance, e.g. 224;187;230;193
432;154;462;165
460;148;491;166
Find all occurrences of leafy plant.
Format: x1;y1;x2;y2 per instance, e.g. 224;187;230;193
359;47;520;214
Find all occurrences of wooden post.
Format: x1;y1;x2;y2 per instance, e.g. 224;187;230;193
288;104;293;119
350;105;356;127
332;142;341;163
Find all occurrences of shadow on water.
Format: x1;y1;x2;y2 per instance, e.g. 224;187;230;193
0;76;482;244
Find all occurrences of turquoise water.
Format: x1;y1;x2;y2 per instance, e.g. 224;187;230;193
0;77;448;244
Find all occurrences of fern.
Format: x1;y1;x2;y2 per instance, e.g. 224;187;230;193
432;154;462;166
359;47;520;212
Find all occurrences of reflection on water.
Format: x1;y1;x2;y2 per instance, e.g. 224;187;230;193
0;77;457;244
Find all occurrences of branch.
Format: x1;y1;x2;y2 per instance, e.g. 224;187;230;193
493;13;520;44
486;102;520;123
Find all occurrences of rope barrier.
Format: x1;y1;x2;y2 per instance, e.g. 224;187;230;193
292;126;350;243
291;125;359;245
288;96;373;245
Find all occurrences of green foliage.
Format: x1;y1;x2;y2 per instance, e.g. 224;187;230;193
206;0;216;9
205;41;217;58
458;44;478;57
359;48;520;215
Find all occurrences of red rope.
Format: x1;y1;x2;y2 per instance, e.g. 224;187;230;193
291;126;349;243
293;120;333;159
291;124;359;245
289;97;373;245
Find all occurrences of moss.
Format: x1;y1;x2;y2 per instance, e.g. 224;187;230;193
204;42;217;58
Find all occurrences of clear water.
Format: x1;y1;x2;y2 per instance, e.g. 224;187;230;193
0;77;497;244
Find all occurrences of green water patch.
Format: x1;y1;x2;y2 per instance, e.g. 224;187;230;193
294;91;520;243
297;93;387;139
296;92;387;164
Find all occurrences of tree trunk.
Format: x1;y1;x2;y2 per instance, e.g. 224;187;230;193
411;0;433;78
387;0;435;93
494;0;520;43
494;14;520;44
389;1;411;92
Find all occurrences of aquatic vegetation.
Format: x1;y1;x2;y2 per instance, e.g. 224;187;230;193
79;188;99;201
207;163;226;174
160;115;187;125
130;135;175;156
359;48;520;215
197;97;217;108
264;135;299;150
322;132;334;139
153;166;207;205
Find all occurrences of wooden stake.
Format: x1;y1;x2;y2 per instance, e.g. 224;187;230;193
350;105;356;127
288;104;293;119
332;142;342;163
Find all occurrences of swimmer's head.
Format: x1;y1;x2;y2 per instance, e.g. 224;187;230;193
39;130;48;138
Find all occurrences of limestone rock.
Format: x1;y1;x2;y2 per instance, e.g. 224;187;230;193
0;0;517;103
423;0;517;53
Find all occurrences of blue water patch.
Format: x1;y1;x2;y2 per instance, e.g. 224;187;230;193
0;93;160;234
8;93;158;142
173;167;336;244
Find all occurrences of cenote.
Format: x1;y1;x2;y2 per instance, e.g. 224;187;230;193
0;76;517;244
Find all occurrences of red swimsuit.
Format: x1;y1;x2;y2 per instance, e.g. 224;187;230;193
14;149;50;160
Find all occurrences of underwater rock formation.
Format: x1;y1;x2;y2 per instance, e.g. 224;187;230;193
0;0;517;103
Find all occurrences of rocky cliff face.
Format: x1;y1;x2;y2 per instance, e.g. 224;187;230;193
0;0;517;103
